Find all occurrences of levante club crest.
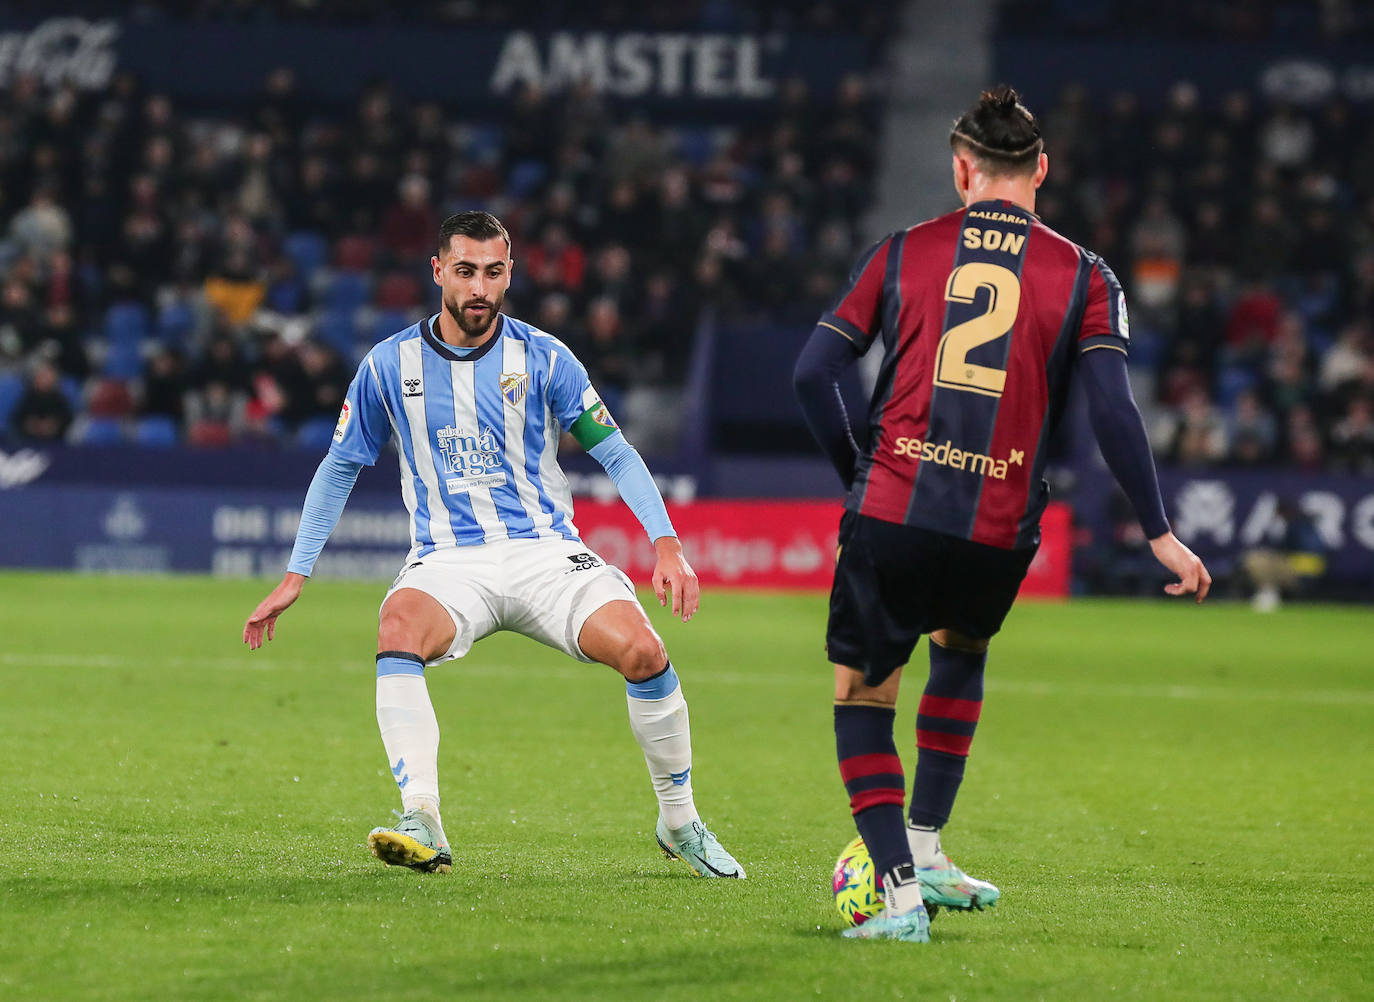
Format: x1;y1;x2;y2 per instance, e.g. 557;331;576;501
500;372;529;406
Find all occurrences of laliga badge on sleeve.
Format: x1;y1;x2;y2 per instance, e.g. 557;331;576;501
334;400;351;443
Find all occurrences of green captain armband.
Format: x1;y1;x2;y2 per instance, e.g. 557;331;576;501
569;400;619;449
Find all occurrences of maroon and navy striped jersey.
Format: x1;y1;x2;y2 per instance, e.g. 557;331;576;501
820;198;1130;550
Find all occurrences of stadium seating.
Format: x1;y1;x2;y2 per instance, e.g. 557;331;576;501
0;373;25;430
87;379;135;419
374;274;420;311
156;302;197;345
133;416;181;447
59;377;84;410
297;416;339;451
322;272;372;314
105;303;151;346
75;417;126;446
334;236;378;273
508;160;548;199
101;345;145;381
0;1;895;460
367;308;412;345
283;231;330;281
316;309;359;355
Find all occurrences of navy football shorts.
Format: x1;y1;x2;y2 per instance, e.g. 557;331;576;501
826;511;1038;686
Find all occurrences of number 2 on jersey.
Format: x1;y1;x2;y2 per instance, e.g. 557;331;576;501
935;262;1021;398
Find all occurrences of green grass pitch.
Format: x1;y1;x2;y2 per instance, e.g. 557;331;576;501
1;571;1370;1001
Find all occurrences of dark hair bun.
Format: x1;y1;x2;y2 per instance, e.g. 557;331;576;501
982;85;1022;115
949;84;1043;170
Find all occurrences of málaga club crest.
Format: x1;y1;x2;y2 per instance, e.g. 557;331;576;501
500;372;529;407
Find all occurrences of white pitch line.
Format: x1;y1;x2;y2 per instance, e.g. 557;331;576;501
984;677;1374;707
0;652;285;672
1;652;1371;706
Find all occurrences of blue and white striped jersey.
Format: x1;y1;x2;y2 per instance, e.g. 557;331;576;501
330;313;612;558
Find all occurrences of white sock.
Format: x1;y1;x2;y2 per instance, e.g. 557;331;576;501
375;670;442;822
625;665;697;830
907;823;943;866
883;864;927;916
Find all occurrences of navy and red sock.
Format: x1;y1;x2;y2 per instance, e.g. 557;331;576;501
910;640;987;829
835;703;912;878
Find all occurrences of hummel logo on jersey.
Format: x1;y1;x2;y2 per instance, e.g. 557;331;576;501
403;377;423;397
566;552;603;572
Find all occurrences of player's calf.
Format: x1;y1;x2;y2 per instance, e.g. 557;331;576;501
835;683;924;913
906;638;998;910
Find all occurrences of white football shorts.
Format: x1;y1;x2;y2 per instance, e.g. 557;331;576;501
381;536;637;665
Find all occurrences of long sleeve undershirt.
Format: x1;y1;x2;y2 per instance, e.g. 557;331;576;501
588;431;676;542
286;452;363;577
792;324;863;489
1078;346;1170;539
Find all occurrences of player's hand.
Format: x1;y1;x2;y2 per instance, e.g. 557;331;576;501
1149;532;1211;603
243;573;307;650
651;536;700;622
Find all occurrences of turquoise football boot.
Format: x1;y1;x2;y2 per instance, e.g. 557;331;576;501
655;817;746;878
917;853;1000;910
367;808;452;873
841;906;931;942
842;864;931;942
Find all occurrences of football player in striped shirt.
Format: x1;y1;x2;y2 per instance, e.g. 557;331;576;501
795;87;1210;942
243;211;744;879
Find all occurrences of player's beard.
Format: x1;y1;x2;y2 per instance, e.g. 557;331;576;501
445;290;505;339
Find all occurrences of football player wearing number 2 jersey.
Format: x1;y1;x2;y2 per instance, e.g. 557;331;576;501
796;88;1210;942
243;211;743;879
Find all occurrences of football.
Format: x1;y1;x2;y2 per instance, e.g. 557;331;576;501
832;835;884;926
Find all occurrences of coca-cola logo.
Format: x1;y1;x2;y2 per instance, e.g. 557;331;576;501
0;18;119;89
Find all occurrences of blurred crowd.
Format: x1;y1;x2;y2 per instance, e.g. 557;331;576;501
0;2;891;449
45;0;893;32
996;0;1374;41
1034;83;1374;476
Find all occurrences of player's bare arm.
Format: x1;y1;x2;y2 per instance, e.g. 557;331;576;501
1149;531;1212;603
243;572;306;649
239;450;363;650
651;535;700;621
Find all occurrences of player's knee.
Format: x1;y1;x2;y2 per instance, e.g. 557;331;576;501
833;664;901;705
930;629;989;654
378;605;429;652
618;630;667;682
